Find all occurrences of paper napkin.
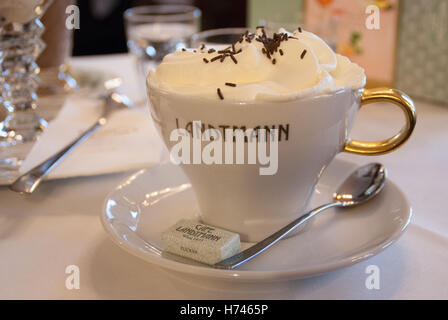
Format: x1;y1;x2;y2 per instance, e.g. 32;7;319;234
19;96;168;180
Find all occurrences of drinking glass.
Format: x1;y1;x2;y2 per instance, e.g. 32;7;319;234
261;11;303;34
263;11;338;51
191;27;250;49
124;5;201;97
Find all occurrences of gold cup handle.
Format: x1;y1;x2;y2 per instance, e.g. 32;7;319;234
344;88;417;155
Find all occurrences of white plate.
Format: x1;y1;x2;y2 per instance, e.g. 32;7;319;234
101;158;411;282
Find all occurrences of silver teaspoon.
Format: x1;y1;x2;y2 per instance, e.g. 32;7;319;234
214;162;387;270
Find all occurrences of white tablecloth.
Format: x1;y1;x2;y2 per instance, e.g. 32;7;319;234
0;54;447;299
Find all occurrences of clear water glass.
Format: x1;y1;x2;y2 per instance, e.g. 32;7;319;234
263;12;338;51
124;5;201;96
191;27;250;49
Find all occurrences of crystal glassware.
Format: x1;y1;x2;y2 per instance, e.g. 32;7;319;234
0;0;52;179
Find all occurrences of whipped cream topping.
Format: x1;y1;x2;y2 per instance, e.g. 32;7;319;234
148;28;366;101
0;0;43;24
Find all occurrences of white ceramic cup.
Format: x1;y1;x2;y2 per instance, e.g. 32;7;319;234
147;84;416;242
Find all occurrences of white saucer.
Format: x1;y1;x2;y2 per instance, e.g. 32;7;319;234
101;158;411;282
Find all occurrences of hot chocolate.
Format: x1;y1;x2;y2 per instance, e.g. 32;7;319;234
149;28;365;102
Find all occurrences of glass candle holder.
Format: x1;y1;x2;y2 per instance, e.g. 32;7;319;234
0;0;52;180
0;0;52;146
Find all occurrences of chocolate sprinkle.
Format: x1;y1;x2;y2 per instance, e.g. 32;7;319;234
204;28;307;69
256;31;291;61
181;48;186;51
210;55;223;62
203;58;209;63
225;82;237;87
217;88;224;100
